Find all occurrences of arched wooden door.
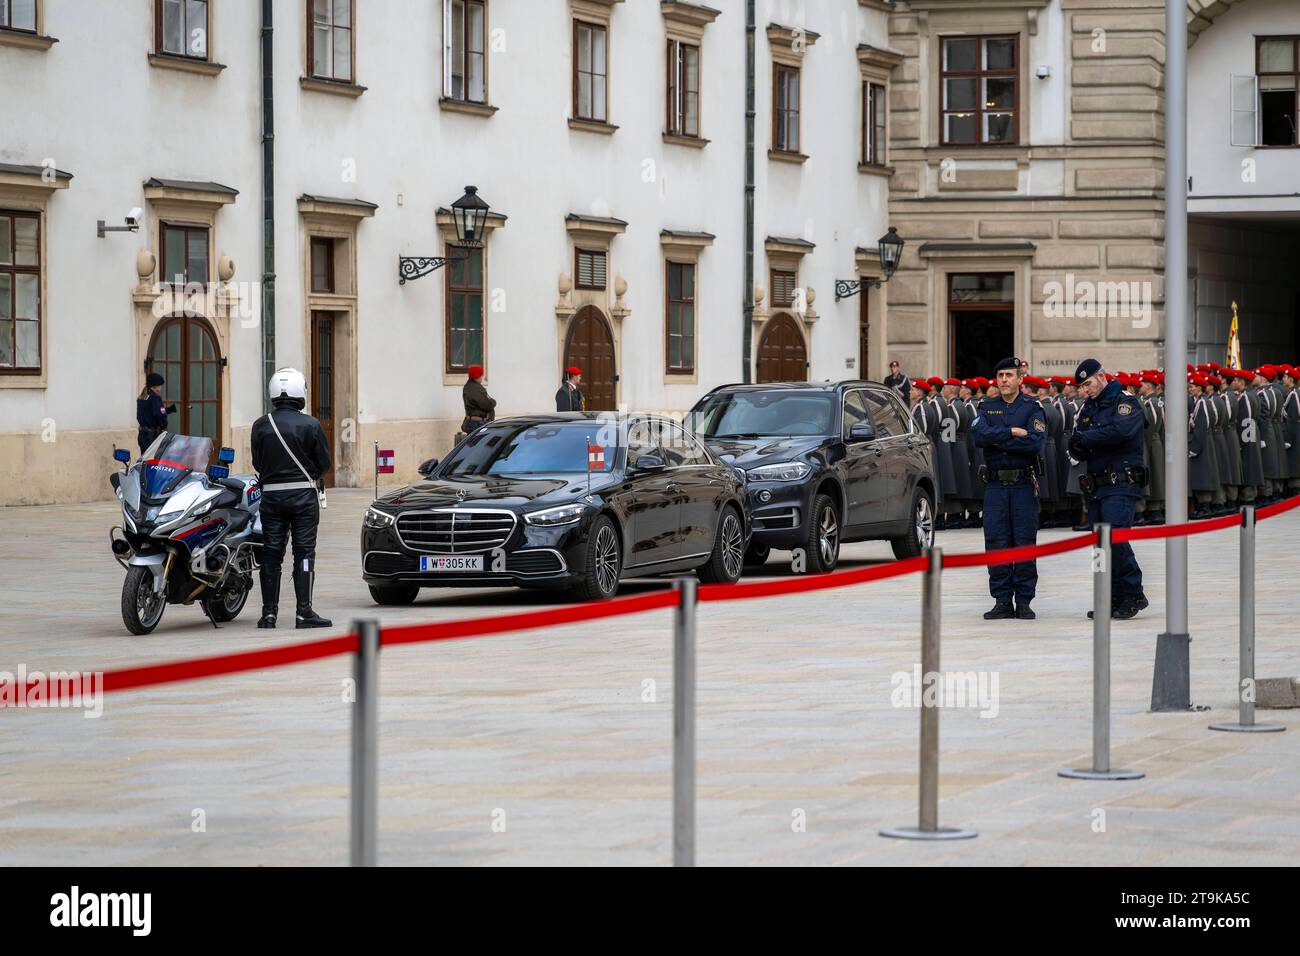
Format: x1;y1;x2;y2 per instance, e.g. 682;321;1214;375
146;316;222;445
756;313;807;383
563;305;616;411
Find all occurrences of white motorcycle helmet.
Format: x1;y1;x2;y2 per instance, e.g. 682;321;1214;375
268;367;307;407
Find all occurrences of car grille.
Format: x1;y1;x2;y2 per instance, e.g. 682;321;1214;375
365;551;417;575
507;550;566;576
396;509;517;554
754;507;799;530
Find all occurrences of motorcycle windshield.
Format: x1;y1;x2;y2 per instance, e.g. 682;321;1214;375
141;433;214;497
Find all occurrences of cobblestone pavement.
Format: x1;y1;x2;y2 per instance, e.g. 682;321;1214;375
1;489;1296;865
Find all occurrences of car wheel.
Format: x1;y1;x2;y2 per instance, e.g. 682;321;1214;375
801;493;840;574
697;506;745;584
743;540;770;567
368;584;420;606
571;515;622;601
890;487;936;560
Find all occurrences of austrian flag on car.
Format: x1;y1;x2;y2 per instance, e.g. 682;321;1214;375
588;445;605;471
376;449;396;474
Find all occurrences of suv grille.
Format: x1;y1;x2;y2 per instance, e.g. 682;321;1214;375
396;509;516;554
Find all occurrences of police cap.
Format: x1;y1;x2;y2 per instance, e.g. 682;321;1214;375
993;356;1021;374
1074;358;1103;384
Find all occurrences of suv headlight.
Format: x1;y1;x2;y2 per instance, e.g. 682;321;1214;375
364;506;396;529
744;461;811;482
524;503;589;526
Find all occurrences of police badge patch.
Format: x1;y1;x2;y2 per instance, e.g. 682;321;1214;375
1033;418;1046;432
1118;402;1134;416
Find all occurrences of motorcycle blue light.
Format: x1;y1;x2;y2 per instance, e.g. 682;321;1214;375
208;465;230;480
113;448;131;463
218;447;235;464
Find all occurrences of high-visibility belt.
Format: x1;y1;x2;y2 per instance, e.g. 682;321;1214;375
262;480;316;492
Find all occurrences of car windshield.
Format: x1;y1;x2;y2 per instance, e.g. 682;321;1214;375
142;432;213;473
441;421;619;476
690;391;836;438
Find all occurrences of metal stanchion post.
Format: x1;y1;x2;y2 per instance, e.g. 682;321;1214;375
1060;525;1144;780
350;619;380;866
881;547;976;840
1210;506;1284;733
672;577;698;866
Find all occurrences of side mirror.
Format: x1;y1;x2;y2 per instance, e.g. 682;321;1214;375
218;446;235;464
633;454;666;472
417;458;439;478
113;448;131;464
848;422;877;442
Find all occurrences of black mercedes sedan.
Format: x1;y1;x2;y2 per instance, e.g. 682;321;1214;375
687;381;936;573
360;414;750;603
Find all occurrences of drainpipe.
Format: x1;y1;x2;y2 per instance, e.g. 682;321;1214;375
742;0;755;383
260;0;276;413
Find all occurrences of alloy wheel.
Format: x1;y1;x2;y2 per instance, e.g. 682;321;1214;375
916;495;935;549
136;575;165;629
720;512;744;579
594;525;620;595
818;505;839;567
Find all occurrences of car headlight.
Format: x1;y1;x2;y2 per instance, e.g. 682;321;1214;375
364;506;396;529
524;503;589;526
744;461;811;482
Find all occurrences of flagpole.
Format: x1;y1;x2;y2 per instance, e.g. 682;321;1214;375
373;440;378;501
586;434;592;497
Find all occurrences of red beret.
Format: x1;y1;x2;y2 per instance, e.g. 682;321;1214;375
565;366;582;375
975;377;990;389
945;378;961;387
467;364;484;379
1208;375;1223;387
913;379;932;392
927;376;944;386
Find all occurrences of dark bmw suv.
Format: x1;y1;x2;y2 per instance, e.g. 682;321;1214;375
360;414;749;603
687;381;935;573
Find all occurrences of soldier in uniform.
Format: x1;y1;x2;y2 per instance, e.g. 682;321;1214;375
911;380;943;513
957;380;983;527
1137;372;1165;525
1284;366;1300;497
1023;376;1061;523
1232;370;1265;503
1267;365;1293;496
1069;358;1148;620
1254;368;1281;501
1214;373;1243;513
1189;374;1222;520
971;356;1046;620
926;376;960;529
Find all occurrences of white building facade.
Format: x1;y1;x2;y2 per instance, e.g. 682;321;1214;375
0;0;899;505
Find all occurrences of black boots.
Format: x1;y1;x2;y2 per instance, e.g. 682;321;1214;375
258;566;280;628
984;602;1016;620
293;566;332;629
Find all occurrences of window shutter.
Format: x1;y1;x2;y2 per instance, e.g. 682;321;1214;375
771;270;796;307
1230;74;1259;147
442;0;454;98
577;250;607;289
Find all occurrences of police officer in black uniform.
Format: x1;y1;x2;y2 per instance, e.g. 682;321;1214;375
135;371;176;453
1068;358;1148;620
971;356;1047;620
251;368;332;629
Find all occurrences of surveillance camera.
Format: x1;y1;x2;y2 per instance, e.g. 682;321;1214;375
1035;65;1051;79
126;207;143;227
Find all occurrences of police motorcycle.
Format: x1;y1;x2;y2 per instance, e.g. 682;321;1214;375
109;433;263;635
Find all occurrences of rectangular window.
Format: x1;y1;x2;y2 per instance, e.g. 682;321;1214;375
941;34;1018;146
447;0;486;103
0;0;37;32
309;0;353;83
863;81;886;165
773;64;800;152
1258;37;1299;147
157;0;208;59
667;39;700;136
575;248;607;290
161;223;210;287
446;246;484;372
665;261;695;373
310;237;335;293
573;19;608;122
770;268;796;308
0;211;41;372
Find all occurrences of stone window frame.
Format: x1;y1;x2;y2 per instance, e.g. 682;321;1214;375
660;229;714;384
437;205;507;386
569;0;623;135
0;0;57;51
662;2;720;147
440;0;499;117
149;0;227;76
767;23;818;164
858;44;902;175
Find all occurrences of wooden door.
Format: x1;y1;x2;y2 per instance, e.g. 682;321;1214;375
756;312;807;383
311;311;337;487
147;316;222;452
859;293;870;381
564;305;616;411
